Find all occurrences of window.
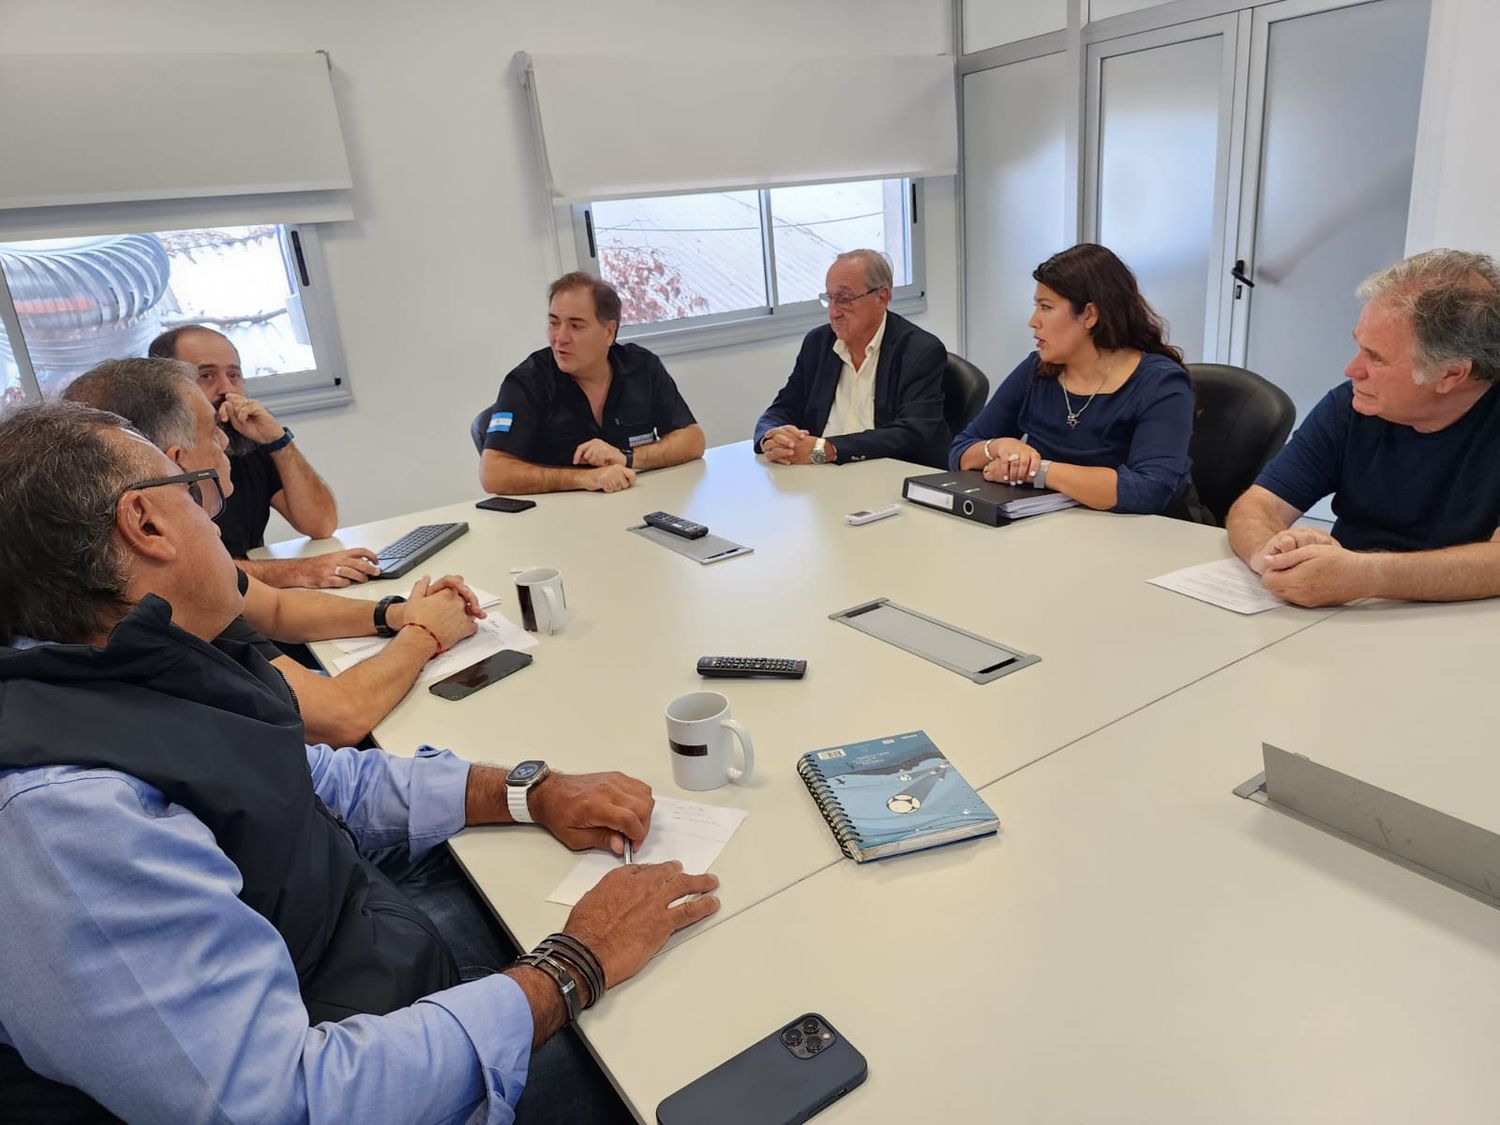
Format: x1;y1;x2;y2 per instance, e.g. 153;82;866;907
0;317;22;410
576;177;924;350
0;223;346;410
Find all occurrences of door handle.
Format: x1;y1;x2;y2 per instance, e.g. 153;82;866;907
1231;258;1255;288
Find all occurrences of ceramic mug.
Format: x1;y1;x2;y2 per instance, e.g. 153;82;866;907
665;691;755;791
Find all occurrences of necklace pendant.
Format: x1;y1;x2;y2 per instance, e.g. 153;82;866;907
1066;412;1080;429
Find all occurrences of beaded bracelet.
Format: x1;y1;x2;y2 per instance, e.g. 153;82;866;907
400;621;446;654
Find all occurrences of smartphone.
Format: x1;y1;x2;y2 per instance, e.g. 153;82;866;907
428;649;533;701
476;496;537;513
656;1013;866;1125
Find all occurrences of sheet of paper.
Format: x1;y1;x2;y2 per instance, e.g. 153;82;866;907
546;797;748;906
324;610;537;682
1148;557;1285;615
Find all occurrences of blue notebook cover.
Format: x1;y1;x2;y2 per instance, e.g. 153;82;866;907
796;730;999;862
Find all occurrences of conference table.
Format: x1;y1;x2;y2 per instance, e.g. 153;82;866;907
261;442;1500;1122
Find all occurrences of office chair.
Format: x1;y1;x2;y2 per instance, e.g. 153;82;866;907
1185;363;1296;525
470;404;495;453
943;353;990;436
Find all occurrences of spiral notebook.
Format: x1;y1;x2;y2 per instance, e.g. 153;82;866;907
796;730;999;863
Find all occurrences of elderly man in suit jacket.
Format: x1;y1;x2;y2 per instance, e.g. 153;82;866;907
754;248;950;468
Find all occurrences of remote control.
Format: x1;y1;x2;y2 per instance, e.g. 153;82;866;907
697;657;808;680
846;504;901;526
644;511;709;539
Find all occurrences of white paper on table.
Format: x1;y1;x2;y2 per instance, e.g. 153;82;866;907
324;611;537;682
1148;557;1285;615
546;797;748;906
338;583;504;612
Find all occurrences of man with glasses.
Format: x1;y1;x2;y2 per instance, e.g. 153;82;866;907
149;324;379;589
65;358;480;747
754;248;949;468
0;401;719;1123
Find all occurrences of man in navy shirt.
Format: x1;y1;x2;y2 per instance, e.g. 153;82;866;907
480;273;705;495
1228;248;1500;606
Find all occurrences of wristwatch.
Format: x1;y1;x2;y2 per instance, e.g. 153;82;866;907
623;447;634;469
810;437;828;465
260;427;294;453
1034;460;1053;490
373;595;406;638
506;759;551;823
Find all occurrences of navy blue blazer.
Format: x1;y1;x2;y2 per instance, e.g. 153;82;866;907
752;312;949;467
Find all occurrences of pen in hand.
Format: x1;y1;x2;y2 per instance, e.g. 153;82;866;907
623;839;634;865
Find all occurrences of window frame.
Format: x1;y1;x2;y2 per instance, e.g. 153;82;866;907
0;221;351;415
568;178;928;357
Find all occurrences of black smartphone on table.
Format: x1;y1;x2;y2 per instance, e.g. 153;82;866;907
656;1013;866;1125
428;650;532;700
476;496;537;513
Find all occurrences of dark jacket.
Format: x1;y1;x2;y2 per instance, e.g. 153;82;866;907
753;311;950;468
0;597;459;1121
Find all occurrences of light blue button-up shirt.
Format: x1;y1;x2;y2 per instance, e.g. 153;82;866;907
0;742;532;1124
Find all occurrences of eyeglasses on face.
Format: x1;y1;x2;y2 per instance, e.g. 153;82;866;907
117;468;225;519
818;287;883;309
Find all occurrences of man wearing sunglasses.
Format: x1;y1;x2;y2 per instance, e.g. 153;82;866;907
753;248;950;468
65;358;480;747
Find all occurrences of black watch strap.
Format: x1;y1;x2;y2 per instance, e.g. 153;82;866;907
374;595;406;638
623;447;634;469
260;427;294;453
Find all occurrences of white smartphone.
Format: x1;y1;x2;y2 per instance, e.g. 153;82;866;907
845;504;901;526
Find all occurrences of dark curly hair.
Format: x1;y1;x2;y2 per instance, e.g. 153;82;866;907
1032;243;1182;377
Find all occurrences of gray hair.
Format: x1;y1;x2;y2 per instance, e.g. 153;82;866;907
834;248;894;292
62;357;198;450
1357;249;1500;386
0;402;156;644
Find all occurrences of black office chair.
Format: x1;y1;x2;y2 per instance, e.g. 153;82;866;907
1185;363;1296;526
470;404;495;454
943;353;990;436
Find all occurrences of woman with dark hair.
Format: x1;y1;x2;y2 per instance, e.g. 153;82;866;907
950;243;1204;519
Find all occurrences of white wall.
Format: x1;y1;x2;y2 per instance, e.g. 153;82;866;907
1405;0;1500;258
8;0;957;531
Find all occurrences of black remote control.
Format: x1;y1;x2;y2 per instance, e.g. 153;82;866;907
697;657;807;680
644;511;709;539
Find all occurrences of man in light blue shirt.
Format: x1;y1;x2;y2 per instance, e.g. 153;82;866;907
0;402;721;1123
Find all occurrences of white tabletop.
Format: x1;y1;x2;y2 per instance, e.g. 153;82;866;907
271;444;1337;954
578;614;1500;1122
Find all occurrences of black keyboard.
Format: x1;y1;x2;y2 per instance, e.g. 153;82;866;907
697;657;807;680
372;522;469;580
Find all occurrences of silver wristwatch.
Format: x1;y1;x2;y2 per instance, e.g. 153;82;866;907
505;759;551;823
1033;460;1053;490
810;437;828;465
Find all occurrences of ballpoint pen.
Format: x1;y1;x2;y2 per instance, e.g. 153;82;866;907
623;839;634;865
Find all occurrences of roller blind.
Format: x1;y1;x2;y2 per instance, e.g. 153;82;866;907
0;53;353;238
520;52;957;203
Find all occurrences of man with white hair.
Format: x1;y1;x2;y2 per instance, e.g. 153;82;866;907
754;248;949;468
1227;248;1500;606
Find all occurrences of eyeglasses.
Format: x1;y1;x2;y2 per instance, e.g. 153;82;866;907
818;287;883;309
117;468;225;519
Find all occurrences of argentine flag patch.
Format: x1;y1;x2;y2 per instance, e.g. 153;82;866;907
488;411;514;434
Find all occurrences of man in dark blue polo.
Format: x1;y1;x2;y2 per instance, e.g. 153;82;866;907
480;273;704;495
1228;248;1500;607
754;249;949;468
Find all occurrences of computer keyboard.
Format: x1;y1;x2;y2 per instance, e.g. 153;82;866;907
372;522;469;580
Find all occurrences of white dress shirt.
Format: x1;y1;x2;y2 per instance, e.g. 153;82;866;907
827;313;888;438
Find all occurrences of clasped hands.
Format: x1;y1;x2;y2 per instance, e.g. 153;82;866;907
980;437;1041;485
1251;526;1372;607
572;438;636;492
760;425;827;465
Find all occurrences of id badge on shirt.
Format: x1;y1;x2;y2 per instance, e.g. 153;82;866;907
627;429;659;448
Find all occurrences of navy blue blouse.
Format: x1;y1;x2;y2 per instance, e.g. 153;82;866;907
948;351;1194;514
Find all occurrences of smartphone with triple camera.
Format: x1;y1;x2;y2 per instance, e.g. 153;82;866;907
656;1012;866;1125
427;649;532;701
475;496;536;513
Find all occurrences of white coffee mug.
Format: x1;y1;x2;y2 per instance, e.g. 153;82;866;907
515;567;570;635
665;691;755;791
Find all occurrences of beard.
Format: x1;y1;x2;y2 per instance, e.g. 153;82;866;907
220;417;260;458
